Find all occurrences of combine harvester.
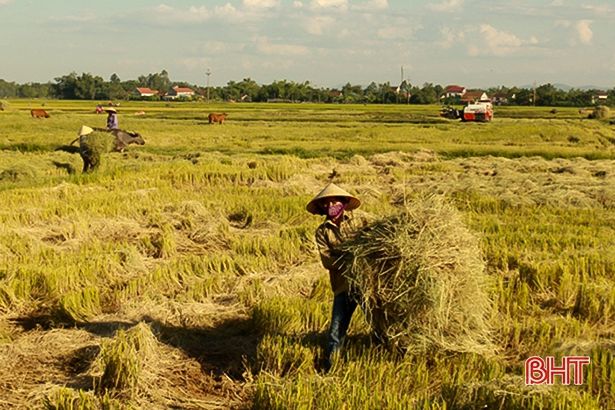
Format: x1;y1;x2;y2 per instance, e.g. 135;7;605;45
461;101;493;122
440;100;494;122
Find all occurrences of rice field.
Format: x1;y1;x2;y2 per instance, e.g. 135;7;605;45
0;99;613;409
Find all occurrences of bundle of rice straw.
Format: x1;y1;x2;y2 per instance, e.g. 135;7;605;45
590;105;610;120
341;196;494;355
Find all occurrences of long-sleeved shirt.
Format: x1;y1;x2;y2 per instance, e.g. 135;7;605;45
107;113;118;130
315;216;364;295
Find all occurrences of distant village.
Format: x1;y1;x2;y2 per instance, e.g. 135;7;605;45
1;71;613;107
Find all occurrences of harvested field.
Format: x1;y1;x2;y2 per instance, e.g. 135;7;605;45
0;101;614;409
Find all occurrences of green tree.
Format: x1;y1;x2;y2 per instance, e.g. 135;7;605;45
410;83;438;104
0;79;18;98
138;69;171;94
397;80;412;104
73;73;105;100
52;72;78;99
52;72;105;99
18;83;50;98
514;88;533;105
535;83;565;106
363;82;379;103
237;78;260;101
107;73;127;100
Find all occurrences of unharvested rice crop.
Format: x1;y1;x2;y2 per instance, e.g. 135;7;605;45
342;196;494;355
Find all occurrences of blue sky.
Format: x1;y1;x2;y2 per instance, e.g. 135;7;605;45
1;0;614;88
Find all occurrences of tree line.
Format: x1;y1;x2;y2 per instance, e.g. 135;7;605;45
1;70;613;107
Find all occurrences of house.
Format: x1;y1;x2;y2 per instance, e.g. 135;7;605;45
491;92;509;105
135;87;159;98
164;86;195;100
329;90;342;99
461;90;490;104
591;91;608;105
389;85;411;100
442;85;466;99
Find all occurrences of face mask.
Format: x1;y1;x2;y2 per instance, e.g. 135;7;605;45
327;201;345;220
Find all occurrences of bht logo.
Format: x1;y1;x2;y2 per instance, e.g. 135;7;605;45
525;356;591;385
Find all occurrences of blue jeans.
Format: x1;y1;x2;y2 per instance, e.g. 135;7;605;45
325;291;358;361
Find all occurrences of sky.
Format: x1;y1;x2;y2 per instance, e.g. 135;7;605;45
1;0;614;89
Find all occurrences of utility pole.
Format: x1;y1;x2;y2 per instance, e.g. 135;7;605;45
205;68;211;102
400;65;410;104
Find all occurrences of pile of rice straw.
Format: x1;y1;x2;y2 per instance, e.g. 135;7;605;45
342;196;494;355
590;105;610;119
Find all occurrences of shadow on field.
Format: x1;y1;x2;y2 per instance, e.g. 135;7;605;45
141;315;258;381
0;142;54;152
10;311;258;382
72;316;258;381
52;160;76;174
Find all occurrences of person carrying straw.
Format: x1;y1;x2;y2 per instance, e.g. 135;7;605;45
307;182;363;371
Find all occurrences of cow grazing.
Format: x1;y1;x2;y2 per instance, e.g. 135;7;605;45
31;109;50;118
58;128;145;173
208;112;228;124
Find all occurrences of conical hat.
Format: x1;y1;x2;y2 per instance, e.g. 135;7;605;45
77;125;94;136
105;107;117;113
306;183;361;215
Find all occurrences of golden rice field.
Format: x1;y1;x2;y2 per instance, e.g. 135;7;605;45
0;99;614;409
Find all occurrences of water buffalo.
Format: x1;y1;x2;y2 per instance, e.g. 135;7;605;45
208;112;227;124
58;128;145;173
31;109;50;118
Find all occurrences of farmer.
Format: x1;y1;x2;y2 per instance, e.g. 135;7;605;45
105;107;119;130
307;182;362;370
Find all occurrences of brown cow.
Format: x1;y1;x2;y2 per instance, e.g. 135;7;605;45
208;112;227;124
31;109;50;118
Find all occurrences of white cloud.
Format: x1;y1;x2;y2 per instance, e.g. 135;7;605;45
214;3;243;19
179;57;211;71
253;36;309;56
48;14;96;23
310;0;348;10
575;20;593;44
427;0;463;13
199;41;246;54
155;4;172;13
555;19;593;46
154;4;210;23
376;25;414;40
303;15;335;35
153;3;256;24
243;0;279;8
353;0;388;10
0;0;12;5
581;4;614;14
437;27;465;48
468;24;524;56
189;5;211;19
549;0;563;5
259;59;295;71
293;1;303;8
337;28;351;38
